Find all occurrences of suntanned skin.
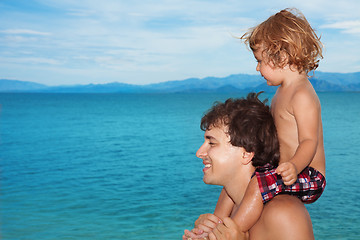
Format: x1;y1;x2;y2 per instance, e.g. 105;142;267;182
271;74;326;177
253;47;325;180
195;50;326;238
183;125;315;240
208;195;314;240
184;49;325;239
249;195;314;240
182;126;263;239
253;46;325;185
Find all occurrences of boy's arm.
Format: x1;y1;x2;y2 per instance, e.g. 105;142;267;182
290;90;320;172
277;90;320;184
214;187;235;219
231;177;263;232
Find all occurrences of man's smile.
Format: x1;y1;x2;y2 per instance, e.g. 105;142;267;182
203;160;212;173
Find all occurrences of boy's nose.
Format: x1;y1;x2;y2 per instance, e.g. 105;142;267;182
256;63;260;71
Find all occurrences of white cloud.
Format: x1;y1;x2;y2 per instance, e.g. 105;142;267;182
321;20;360;34
1;0;360;85
0;29;50;36
0;57;61;65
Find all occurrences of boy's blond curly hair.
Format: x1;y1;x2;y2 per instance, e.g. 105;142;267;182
241;8;323;74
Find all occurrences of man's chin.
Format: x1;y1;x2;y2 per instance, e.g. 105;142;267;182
203;176;216;185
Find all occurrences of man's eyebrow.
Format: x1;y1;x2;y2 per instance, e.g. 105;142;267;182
205;135;217;141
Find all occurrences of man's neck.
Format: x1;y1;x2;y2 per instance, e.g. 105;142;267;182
224;165;254;205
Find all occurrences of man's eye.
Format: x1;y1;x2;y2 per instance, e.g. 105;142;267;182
209;142;216;146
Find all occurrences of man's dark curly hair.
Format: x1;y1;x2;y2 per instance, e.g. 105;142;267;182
200;92;279;167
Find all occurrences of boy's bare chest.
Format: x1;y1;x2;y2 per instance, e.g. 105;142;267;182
271;95;294;122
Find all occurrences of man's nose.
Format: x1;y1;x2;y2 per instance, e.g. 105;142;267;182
196;143;207;158
256;63;260;72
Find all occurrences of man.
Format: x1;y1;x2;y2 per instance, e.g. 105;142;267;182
183;93;314;240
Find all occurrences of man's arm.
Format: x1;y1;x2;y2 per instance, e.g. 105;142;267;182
183;188;235;239
193;188;234;235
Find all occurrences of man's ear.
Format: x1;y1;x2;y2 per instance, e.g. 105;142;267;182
241;151;254;165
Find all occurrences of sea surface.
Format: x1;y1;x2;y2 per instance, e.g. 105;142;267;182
1;92;359;240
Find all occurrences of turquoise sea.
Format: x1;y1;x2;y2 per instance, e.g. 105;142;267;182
1;92;359;239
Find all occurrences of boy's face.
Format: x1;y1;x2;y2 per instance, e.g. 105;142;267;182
196;124;247;186
253;46;284;86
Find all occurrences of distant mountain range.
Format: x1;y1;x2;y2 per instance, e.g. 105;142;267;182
1;71;359;93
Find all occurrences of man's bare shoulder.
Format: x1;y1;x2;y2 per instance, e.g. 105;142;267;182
263;195;309;218
250;195;314;240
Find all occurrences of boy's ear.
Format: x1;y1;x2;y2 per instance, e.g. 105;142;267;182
241;151;254;165
277;51;289;68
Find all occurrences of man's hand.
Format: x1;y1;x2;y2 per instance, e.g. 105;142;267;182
276;162;298;185
183;213;222;240
195;213;222;232
208;217;248;240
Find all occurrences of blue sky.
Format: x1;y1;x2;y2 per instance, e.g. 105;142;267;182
1;0;360;86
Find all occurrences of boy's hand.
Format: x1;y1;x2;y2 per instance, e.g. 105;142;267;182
183;228;208;240
276;162;298;185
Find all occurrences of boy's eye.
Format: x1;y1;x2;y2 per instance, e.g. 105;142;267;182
209;142;216;146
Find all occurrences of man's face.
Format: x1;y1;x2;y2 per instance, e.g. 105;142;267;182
196;124;246;186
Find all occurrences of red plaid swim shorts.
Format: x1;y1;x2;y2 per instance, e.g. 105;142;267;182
253;163;326;204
